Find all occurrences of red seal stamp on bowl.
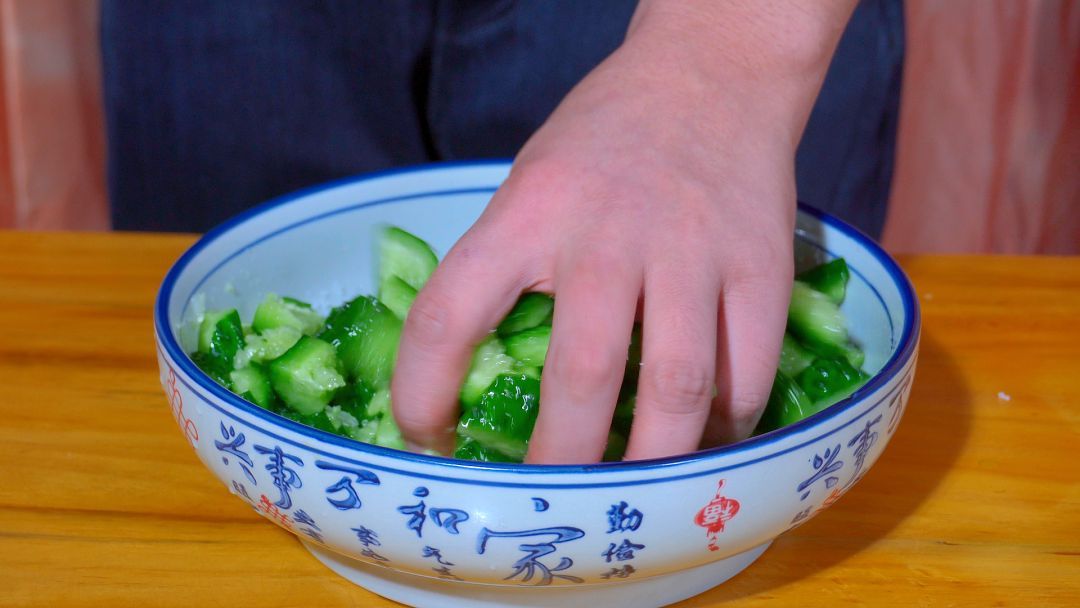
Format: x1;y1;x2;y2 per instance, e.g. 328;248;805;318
694;480;740;551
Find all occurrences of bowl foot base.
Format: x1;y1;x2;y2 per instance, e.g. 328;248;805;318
301;540;771;608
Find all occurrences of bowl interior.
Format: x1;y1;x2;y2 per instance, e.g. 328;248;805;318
163;161;910;434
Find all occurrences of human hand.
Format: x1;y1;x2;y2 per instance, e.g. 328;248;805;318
391;0;855;463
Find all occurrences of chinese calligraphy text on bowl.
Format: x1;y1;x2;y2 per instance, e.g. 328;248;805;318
154;162;919;608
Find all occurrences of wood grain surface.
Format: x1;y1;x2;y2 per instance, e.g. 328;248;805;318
0;231;1077;607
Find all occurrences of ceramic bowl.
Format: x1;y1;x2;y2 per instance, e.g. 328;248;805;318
154;161;919;608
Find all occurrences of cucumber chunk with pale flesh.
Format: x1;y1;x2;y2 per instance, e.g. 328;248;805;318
269;336;346;415
320;295;402;388
252;293;324;336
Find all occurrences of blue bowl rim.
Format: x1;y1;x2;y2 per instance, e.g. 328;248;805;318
154;159;920;474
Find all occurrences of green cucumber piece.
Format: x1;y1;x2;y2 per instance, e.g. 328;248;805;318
797;258;849;304
503;325;551;367
779;333;816;378
788;280;848;349
374;412;406;450
497;293;555;336
195;309;245;387
460;334;520;409
198;309;243;356
366;388;392;418
379;275;419;320
802;338;867;371
755;371;816;434
230;365;274;409
268;336;346;415
234;326;302;368
252;293;325;336
325;405;360;435
348;418;380;443
190;351;231;390
611;395;636;439
331;380;377;422
454;438;518;463
843;343;866;370
320;295;402;388
618;325;644;404
796;356;870;408
456;373;541;461
602;431;628;462
279;408;338;434
378;226;439;291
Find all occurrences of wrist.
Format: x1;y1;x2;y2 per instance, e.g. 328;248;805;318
621;0;856;146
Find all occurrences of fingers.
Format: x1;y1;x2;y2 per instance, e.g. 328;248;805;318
703;268;792;445
623;264;720;460
525;254;641;464
392;234;527;455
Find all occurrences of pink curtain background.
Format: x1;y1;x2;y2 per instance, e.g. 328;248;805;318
0;0;107;230
0;0;1076;252
883;0;1079;254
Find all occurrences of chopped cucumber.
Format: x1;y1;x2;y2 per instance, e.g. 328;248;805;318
320;295;402;388
779;333;816;378
188;224;869;463
331;380;376;422
843;343;866;369
190;351;231;389
378;226;439;292
788;281;848;349
797;258;849;304
503;325;551;367
325;405;360;435
460;334;520;409
497;293;555;336
603;431;628;462
198;309;243;356
348;418;380;443
802;337;867;371
618;325;644;405
279;407;338;434
796;356;870;408
374;412;406;450
252;293;324;336
366;388;392;418
611;395;636;439
755;371;816;434
268;336;346;415
230;365;274;409
457;373;541;461
380;275;419;320
234;326;302;368
454;437;517;462
194;309;245;388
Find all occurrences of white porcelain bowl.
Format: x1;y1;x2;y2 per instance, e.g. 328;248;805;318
154;161;919;608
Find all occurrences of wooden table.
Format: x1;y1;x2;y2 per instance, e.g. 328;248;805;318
1;231;1077;607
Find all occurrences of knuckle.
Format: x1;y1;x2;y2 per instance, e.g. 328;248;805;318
642;358;714;415
545;343;623;395
500;159;574;214
508;155;571;191
725;240;793;287
404;292;456;346
730;388;773;416
394;408;452;438
727;388;773;424
703;387;772;445
566;247;637;288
